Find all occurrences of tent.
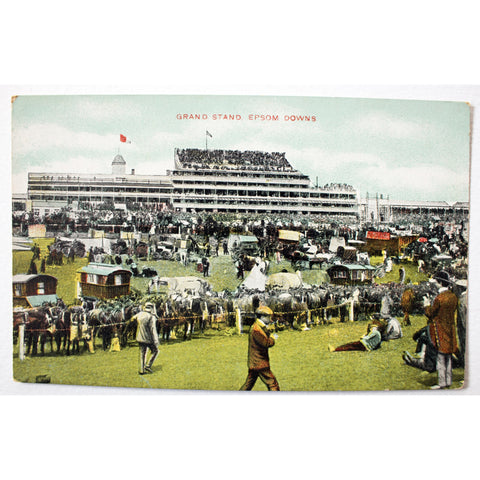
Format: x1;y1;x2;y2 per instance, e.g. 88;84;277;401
329;236;346;253
266;272;303;290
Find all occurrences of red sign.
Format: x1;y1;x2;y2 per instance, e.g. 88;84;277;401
366;231;391;240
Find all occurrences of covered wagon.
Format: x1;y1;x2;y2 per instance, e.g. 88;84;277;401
266;271;303;291
327;264;377;285
158;276;211;297
13;274;59;308
228;234;260;258
77;263;132;300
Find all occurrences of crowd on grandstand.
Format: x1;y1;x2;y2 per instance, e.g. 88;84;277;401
323;183;356;192
389;212;468;226
176;148;295;172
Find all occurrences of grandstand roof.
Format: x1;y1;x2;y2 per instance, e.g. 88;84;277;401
388;199;451;208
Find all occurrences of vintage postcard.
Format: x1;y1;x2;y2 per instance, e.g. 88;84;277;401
11;94;470;391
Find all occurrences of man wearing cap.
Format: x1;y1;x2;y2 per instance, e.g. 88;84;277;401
132;302;160;375
239;306;280;391
425;271;458;389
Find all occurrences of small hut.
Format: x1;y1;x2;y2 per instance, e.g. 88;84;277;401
77;263;132;300
327;264;377;285
13;274;58;308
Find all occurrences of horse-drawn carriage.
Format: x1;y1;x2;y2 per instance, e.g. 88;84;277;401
13;274;59;309
77;263;132;300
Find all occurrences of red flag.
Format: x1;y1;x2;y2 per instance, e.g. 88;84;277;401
120;134;131;143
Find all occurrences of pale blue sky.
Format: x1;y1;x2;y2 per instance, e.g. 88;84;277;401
11;94;471;202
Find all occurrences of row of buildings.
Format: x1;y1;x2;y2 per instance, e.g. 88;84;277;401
15;148;469;222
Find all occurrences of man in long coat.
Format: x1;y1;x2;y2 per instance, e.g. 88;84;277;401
454;280;467;368
425;272;458;389
240;306;280;391
133;302;160;375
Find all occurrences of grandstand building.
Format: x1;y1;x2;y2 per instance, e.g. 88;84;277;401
24;148;469;220
359;194;469;223
26;149;360;217
168;148;358;215
27;164;173;216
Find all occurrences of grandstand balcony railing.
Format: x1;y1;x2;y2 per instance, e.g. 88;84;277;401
173;200;358;213
170;192;357;203
172;174;310;186
28;174;172;186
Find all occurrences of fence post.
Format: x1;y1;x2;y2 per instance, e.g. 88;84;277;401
349;298;355;322
19;322;25;361
235;308;242;334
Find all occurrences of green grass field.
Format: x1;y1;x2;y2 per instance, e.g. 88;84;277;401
13;239;460;392
13;239;430;305
12;314;464;391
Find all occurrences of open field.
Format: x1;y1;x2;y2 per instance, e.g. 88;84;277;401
12;314;464;391
13;239;429;304
12;238;448;391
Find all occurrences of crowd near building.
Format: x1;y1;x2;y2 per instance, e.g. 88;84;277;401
24;149;359;217
12;147;470;391
15;148;469;226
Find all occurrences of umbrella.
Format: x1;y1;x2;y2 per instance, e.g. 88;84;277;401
429;238;439;243
418;237;428;243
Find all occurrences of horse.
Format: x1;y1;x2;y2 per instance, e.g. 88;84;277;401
120;303;142;346
266;290;309;330
65;306;90;355
13;307;52;356
46;304;70;353
165;295;198;341
86;308;109;350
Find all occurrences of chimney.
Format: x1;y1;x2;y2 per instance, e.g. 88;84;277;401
131;169;135;175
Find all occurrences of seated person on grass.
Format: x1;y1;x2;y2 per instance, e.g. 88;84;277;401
329;320;384;352
381;316;403;341
402;325;437;373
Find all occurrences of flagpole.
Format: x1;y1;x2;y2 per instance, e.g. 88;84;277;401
206;130;208;151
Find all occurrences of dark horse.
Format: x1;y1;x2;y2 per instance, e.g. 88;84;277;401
13;307;51;356
46;305;70;353
64;306;90;355
164;295;201;341
120;304;141;347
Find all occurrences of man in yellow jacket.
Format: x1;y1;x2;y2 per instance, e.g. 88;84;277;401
240;306;280;391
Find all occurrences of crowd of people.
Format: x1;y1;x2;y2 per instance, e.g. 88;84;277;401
176;148;295;172
322;182;356;192
13;191;470;390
